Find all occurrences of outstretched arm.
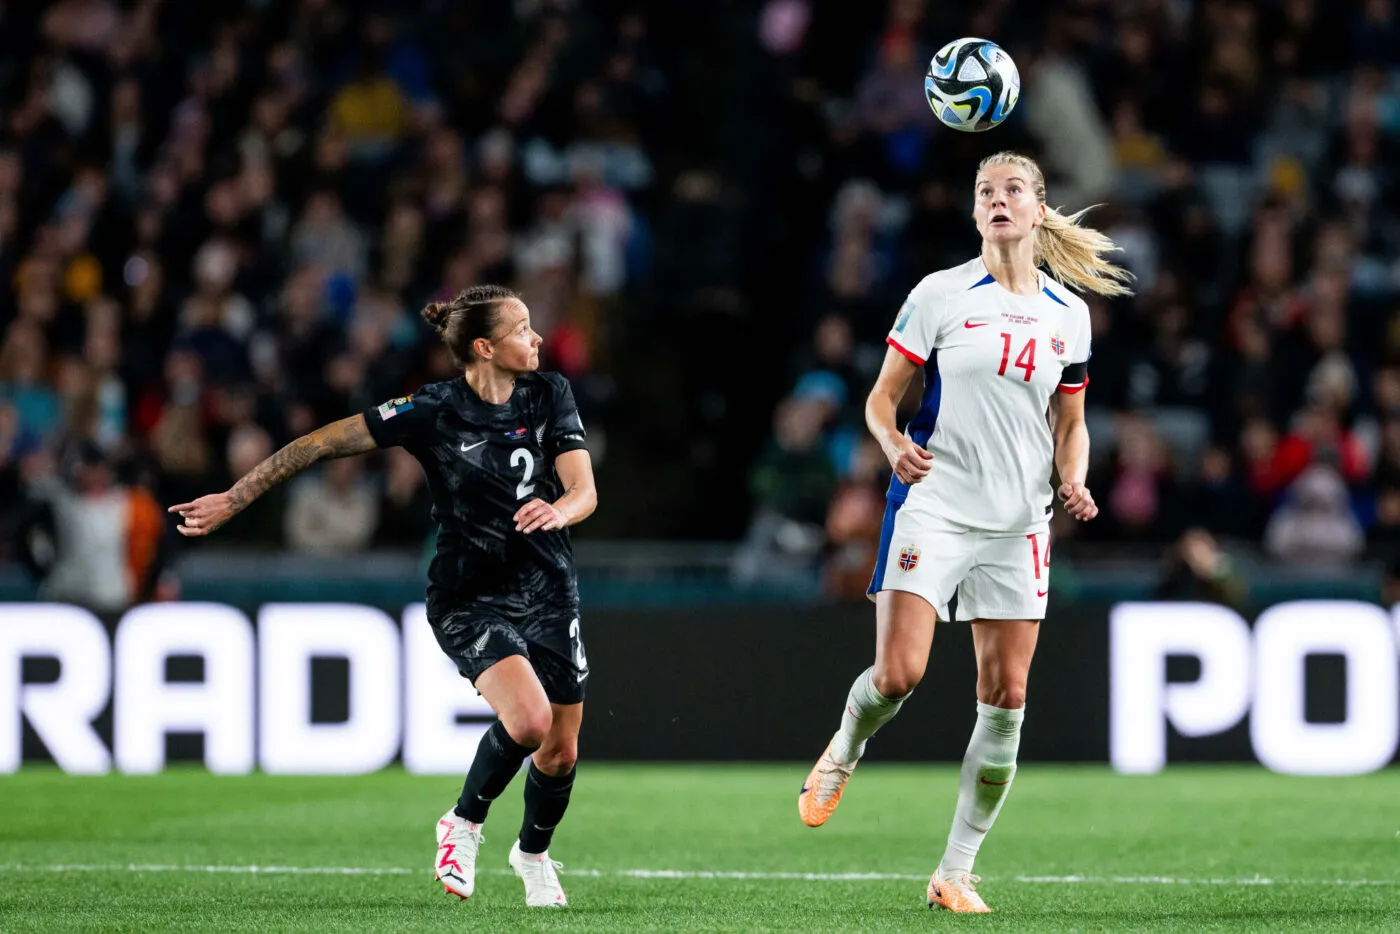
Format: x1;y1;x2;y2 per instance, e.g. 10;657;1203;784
169;414;378;537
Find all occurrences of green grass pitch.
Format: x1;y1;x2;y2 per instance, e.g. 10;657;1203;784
2;764;1397;932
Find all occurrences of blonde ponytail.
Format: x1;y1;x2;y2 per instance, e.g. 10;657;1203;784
1036;204;1135;297
976;151;1135;298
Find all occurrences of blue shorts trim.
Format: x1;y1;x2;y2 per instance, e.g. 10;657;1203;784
866;497;905;597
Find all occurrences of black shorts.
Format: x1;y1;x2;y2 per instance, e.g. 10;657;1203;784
428;605;589;705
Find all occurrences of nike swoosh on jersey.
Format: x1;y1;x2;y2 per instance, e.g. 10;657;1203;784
963;321;989;329
460;439;487;453
1036;590;1048;597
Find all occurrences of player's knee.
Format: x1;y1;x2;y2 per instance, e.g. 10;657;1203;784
506;708;553;749
873;661;924;699
982;683;1026;710
535;743;577;776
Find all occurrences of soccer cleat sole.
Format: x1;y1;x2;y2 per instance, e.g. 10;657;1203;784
437;871;472;900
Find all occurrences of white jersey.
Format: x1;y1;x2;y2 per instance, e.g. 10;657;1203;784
885;257;1091;532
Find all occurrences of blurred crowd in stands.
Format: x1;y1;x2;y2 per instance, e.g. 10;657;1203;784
2;0;1399;609
738;0;1400;597
0;0;666;607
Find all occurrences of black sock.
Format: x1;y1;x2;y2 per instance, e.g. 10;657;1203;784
455;721;535;823
518;763;576;854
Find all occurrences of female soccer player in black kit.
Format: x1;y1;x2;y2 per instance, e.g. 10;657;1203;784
170;286;597;908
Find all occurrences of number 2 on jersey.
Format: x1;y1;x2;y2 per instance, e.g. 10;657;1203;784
998;333;1036;381
510;448;536;499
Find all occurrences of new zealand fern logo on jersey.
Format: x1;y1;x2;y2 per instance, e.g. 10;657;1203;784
898;544;920;572
1049;331;1066;356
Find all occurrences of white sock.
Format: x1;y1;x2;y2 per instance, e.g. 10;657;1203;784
829;667;909;764
940;702;1024;875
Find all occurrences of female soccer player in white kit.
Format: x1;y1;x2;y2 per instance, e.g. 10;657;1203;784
797;152;1133;913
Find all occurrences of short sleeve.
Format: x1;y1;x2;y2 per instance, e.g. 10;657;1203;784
543;375;588;459
363;388;438;449
1057;301;1092;393
1067;301;1092;365
886;274;949;366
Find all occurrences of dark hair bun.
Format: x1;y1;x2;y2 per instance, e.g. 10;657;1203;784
422;302;450;331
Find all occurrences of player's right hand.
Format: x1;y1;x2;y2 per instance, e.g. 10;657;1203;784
169;493;236;537
887;436;934;485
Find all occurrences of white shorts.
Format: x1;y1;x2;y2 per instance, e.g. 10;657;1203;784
866;497;1050;622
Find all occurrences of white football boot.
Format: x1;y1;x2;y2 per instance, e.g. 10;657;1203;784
434;809;483;899
508;839;569;907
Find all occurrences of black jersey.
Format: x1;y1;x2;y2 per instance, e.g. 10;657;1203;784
363;372;589;620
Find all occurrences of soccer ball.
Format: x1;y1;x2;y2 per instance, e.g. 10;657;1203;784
925;38;1020;133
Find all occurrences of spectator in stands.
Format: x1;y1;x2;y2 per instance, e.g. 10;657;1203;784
1181;443;1258;539
376;446;435;547
284;457;379;556
221;423;284;546
1095;414;1180;542
32;441;165;612
0;321;60;441
733;395;836;582
1022;44;1114;210
1154;528;1247;611
1264;465;1365;565
822;439;888;600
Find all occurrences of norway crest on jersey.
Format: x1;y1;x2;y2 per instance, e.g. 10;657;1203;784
898;544;920;572
1049;330;1066;356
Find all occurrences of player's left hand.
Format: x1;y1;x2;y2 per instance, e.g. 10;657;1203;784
1057;481;1098;521
515;498;568;534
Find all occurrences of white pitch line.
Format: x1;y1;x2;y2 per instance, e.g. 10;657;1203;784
0;865;1397;886
0;864;420;876
613;870;928;882
1013;875;1400;887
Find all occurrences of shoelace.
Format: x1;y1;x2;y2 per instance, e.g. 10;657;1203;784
522;854;565;889
943;871;982;892
444;825;483;860
815;756;854;802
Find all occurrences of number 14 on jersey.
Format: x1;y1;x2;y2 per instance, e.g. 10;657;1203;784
997;333;1036;381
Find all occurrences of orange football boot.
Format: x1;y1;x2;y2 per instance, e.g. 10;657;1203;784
798;736;856;827
927;869;992;913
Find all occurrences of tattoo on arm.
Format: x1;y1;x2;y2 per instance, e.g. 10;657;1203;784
227;415;377;513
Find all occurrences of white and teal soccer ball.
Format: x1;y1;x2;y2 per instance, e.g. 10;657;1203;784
925;38;1020;133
